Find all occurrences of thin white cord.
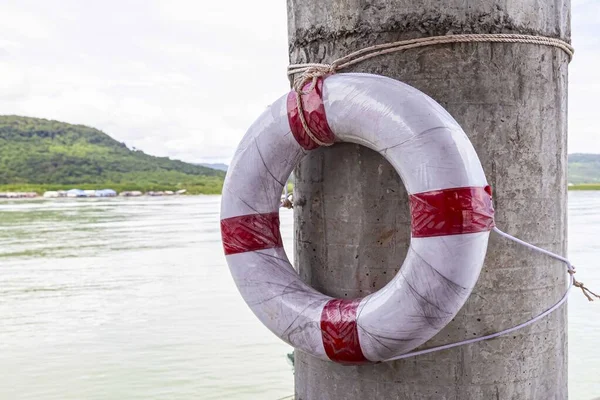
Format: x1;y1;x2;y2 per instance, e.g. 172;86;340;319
492;227;573;268
384;227;573;362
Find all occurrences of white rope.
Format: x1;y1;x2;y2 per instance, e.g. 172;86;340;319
384;226;576;362
288;33;574;93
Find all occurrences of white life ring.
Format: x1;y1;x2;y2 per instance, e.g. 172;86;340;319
220;73;494;364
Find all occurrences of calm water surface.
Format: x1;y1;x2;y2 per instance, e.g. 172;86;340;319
0;193;598;399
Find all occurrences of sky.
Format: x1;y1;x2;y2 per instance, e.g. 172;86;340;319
0;0;598;164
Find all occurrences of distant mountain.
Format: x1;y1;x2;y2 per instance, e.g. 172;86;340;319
199;163;228;172
0;115;225;194
568;153;600;184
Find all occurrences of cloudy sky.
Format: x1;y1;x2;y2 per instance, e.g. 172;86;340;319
0;0;598;164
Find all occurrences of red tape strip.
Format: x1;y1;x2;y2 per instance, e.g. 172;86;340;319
286;78;336;150
221;212;283;255
410;186;495;238
320;298;368;364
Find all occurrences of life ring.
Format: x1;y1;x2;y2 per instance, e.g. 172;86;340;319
220;73;494;364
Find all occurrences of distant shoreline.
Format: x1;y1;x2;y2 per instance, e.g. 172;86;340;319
0;194;219;201
1;183;598;198
0;187;191;199
568;184;600;190
0;183;221;196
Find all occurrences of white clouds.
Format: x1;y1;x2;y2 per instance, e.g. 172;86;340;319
0;64;29;100
0;0;290;163
0;1;597;163
567;0;600;153
0;39;21;50
0;5;52;39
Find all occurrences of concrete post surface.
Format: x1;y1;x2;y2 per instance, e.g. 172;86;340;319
288;1;570;399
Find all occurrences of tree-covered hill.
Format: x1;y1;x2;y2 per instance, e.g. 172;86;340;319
568;153;600;184
0;115;224;194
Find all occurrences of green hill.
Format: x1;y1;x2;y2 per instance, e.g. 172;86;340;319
568;153;600;185
0;115;224;194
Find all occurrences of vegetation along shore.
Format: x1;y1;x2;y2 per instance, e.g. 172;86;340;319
0;116;224;195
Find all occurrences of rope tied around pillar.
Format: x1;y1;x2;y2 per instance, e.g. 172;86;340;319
289;33;574;88
570;269;600;302
288;33;574;146
281;198;293;209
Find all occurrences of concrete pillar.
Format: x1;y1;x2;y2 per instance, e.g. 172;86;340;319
288;1;570;399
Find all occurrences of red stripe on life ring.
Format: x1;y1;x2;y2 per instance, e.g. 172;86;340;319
320;298;368;364
410;186;495;238
221;212;283;255
286;78;336;150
